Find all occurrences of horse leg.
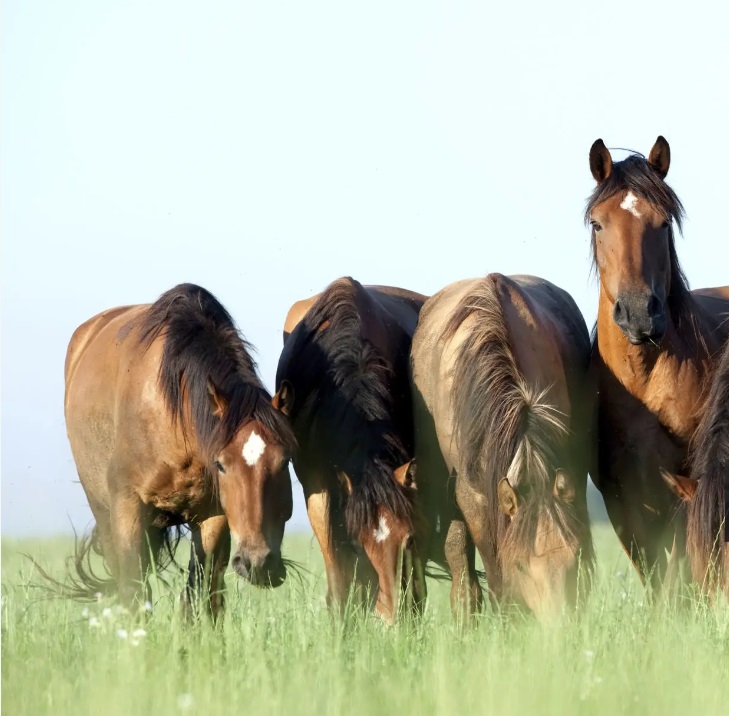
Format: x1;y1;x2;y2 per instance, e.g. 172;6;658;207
455;477;502;603
444;518;483;623
184;516;231;622
108;486;147;607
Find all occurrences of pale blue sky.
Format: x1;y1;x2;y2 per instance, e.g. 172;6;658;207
2;1;728;535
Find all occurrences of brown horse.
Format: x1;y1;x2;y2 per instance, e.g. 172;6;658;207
274;277;427;623
586;137;729;587
410;274;594;621
662;337;729;599
63;284;296;617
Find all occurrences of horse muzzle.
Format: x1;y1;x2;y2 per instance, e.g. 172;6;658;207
613;292;666;345
231;548;286;588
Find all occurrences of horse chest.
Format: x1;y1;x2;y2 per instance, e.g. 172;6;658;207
138;463;212;519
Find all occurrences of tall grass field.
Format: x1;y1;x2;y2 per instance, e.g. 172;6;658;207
2;524;728;716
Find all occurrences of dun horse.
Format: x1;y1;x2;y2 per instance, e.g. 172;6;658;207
274;277;426;623
62;284;296;617
586;137;729;586
663;337;729;599
410;275;594;621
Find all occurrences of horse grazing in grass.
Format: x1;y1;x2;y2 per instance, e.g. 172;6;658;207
586;137;729;587
62;284;296;618
662;338;729;599
274;277;427;624
410;275;594;622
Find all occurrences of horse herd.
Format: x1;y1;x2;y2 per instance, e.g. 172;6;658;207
57;137;729;624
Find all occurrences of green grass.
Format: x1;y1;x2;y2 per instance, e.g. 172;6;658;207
2;525;728;716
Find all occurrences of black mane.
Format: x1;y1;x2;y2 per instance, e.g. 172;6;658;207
276;277;414;536
139;283;295;462
584;152;695;331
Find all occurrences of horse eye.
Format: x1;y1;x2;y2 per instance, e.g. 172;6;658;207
661;220;670;229
591;221;602;232
214;460;226;473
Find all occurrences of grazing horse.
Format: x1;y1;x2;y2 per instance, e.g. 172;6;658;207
410;274;594;621
63;284;296;617
662;338;729;599
586;137;729;587
274;277;427;623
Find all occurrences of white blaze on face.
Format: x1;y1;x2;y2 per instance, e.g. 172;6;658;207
620;191;642;218
242;431;266;466
373;515;391;543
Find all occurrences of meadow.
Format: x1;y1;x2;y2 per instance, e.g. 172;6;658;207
2;523;728;716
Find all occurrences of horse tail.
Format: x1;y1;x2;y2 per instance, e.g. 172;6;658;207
28;525;116;602
687;344;729;591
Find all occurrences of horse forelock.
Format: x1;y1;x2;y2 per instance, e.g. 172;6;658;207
280;277;414;536
445;277;593;567
139;284;296;469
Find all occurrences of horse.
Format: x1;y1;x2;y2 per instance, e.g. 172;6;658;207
662;336;729;599
61;283;296;618
273;277;427;624
410;274;594;622
586;136;729;588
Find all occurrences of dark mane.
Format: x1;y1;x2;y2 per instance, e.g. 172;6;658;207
139;284;295;464
687;340;729;589
583;152;696;332
443;275;593;566
276;277;414;536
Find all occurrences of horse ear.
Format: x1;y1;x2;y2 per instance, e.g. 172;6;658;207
272;380;294;416
553;469;575;503
207;381;227;418
660;468;697;502
648;136;671;179
336;470;353;496
497;478;519;518
589;139;612;183
394;459;417;490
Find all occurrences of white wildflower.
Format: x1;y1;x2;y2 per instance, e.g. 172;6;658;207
116;628;128;640
81;607;90;618
95;592;103;602
88;617;101;628
583;650;594;661
102;607;113;619
177;693;195;711
132;628;147;639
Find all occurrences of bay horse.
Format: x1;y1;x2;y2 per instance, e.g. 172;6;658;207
586;137;729;587
274;277;427;624
662;337;729;599
410;274;594;621
62;283;296;618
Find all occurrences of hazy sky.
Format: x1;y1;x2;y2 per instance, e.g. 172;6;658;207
3;1;728;536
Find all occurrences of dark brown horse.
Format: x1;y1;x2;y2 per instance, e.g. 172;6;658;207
274;277;427;623
663;337;729;599
586;137;729;587
62;284;295;617
410;275;594;621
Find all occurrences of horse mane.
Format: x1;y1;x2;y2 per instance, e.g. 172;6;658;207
139;283;295;464
687;340;729;590
277;277;414;536
443;275;593;566
583;152;699;334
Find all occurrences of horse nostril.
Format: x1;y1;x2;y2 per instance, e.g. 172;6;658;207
647;293;661;318
231;553;250;576
613;300;626;325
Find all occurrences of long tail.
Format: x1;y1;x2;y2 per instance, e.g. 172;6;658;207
28;526;116;602
687;343;729;590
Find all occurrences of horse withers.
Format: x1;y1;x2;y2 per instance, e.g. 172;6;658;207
62;284;296;618
586;137;729;588
662;336;729;600
410;274;594;622
274;277;427;624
